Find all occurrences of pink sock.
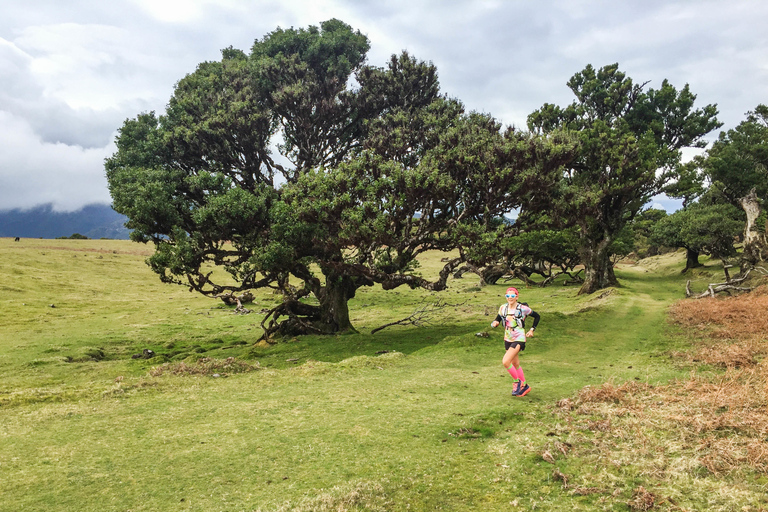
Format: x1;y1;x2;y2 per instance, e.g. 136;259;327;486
517;367;525;383
506;364;519;380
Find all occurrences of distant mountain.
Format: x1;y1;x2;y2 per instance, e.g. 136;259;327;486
0;203;130;239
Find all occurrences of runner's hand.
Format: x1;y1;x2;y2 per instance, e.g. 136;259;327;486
491;321;499;328
526;328;535;338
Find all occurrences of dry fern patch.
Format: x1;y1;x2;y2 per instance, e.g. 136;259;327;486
549;378;768;510
670;284;768;338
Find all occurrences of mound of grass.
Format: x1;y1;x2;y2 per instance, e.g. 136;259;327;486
65;346;105;362
148;356;260;377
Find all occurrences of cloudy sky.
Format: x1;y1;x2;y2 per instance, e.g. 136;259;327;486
1;0;767;212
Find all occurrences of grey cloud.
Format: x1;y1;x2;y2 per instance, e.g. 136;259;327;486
1;0;767;211
21;103;126;148
0;111;113;211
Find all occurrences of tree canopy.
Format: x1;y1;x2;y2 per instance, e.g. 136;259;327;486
106;20;575;338
528;63;721;294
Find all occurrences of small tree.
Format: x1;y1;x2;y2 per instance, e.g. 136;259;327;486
650;202;743;272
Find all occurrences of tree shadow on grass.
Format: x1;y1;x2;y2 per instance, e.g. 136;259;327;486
243;324;474;368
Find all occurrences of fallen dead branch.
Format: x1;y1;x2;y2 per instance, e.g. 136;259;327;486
371;298;466;334
686;269;754;298
216;291;255;314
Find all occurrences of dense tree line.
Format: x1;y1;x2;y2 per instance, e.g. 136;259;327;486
106;19;765;338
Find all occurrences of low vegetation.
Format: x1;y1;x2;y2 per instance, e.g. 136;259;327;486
544;286;768;511
0;238;766;511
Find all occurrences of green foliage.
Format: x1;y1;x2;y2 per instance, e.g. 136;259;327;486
629;208;668;258
503;229;579;264
704;104;768;202
482;228;583;284
528;63;721;294
250;19;371;175
608;224;635;261
106;20;576;338
650;202;744;267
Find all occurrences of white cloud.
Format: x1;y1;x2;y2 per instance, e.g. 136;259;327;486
0;111;113;211
13;22;176;112
128;0;249;24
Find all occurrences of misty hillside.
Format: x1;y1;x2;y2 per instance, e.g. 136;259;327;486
0;203;130;240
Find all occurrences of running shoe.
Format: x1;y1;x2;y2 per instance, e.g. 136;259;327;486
517;384;531;397
511;381;521;396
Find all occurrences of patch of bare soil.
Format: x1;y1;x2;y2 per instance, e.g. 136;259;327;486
149;357;259;377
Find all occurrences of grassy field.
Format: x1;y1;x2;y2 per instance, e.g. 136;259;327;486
0;238;766;511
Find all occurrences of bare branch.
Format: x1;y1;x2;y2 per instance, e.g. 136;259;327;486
371;298;466;334
685;269;758;298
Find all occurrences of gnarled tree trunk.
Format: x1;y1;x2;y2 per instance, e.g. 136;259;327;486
740;188;767;266
683;248;702;273
317;272;358;334
578;238;618;295
259;268;360;340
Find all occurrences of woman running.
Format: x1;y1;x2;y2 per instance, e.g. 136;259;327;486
491;287;540;396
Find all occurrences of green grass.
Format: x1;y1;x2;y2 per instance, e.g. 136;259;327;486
0;239;763;511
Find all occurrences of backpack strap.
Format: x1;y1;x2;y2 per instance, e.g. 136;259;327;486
516;303;526;328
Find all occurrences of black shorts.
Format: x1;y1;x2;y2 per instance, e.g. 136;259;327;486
505;341;526;352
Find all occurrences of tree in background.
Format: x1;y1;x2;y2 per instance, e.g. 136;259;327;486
629;208;668;258
528;63;721;294
106;20;575;339
650;202;743;272
699;105;768;267
454;227;582;287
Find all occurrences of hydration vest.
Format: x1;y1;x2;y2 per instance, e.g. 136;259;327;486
501;302;528;329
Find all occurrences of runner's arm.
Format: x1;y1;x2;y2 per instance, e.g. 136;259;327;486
528;311;540;330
